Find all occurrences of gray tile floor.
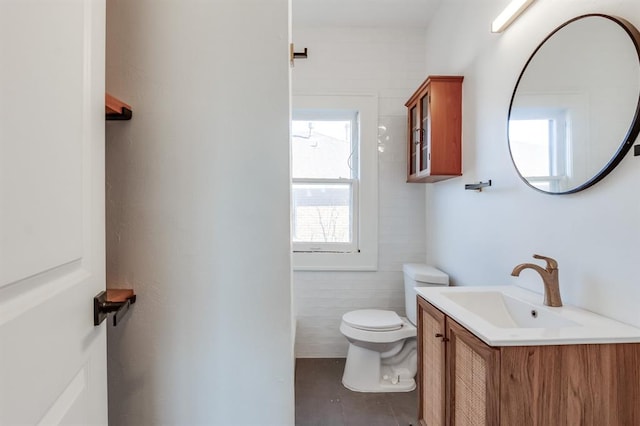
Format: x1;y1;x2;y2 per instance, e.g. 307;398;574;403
295;358;418;426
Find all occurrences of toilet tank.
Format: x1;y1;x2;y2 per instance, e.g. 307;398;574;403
403;264;449;325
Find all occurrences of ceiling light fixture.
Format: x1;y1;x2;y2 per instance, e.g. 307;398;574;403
491;0;536;33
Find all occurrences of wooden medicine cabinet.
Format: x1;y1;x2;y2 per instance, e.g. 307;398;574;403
405;76;463;183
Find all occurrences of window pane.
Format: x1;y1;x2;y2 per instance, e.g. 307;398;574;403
510;119;551;177
292;183;352;243
292;120;353;179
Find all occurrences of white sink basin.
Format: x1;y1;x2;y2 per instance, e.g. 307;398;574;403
442;291;579;329
415;285;640;346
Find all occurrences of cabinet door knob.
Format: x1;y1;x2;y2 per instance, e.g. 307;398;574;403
435;333;449;342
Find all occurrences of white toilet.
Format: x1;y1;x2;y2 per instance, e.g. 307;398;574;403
340;264;449;392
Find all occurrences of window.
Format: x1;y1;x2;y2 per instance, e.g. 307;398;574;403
291;95;378;271
509;110;570;192
509;92;587;193
292;110;358;252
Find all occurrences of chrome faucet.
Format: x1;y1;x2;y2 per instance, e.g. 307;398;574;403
511;254;563;307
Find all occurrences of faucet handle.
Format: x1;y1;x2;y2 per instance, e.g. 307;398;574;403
533;254;558;270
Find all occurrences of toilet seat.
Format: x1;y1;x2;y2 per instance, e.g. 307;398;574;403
342;309;403;331
340;316;416;344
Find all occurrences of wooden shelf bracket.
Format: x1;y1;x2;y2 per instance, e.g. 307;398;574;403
105;93;132;121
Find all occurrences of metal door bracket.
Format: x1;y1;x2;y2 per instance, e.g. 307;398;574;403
94;289;137;326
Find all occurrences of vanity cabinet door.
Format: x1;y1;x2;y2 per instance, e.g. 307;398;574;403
447;319;500;426
417;297;447;426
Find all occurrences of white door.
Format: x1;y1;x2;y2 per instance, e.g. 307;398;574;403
0;0;107;424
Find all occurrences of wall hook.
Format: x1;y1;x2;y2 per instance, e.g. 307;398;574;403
294;47;308;59
465;180;492;192
290;44;308;66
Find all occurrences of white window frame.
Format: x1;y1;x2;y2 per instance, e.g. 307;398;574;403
291;94;378;271
292;109;359;253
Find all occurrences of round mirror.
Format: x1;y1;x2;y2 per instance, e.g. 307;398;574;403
508;14;640;194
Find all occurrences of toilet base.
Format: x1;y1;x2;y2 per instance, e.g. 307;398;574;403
341;340;417;393
342;374;416;393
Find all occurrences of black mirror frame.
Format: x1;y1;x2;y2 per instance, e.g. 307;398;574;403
508;14;640;195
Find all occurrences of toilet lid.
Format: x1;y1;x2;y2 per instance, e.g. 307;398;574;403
342;310;403;331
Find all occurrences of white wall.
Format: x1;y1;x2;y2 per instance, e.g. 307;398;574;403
292;27;428;357
105;0;294;424
423;0;640;328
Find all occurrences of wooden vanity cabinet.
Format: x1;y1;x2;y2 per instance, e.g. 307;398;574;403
417;296;640;426
405;76;463;183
